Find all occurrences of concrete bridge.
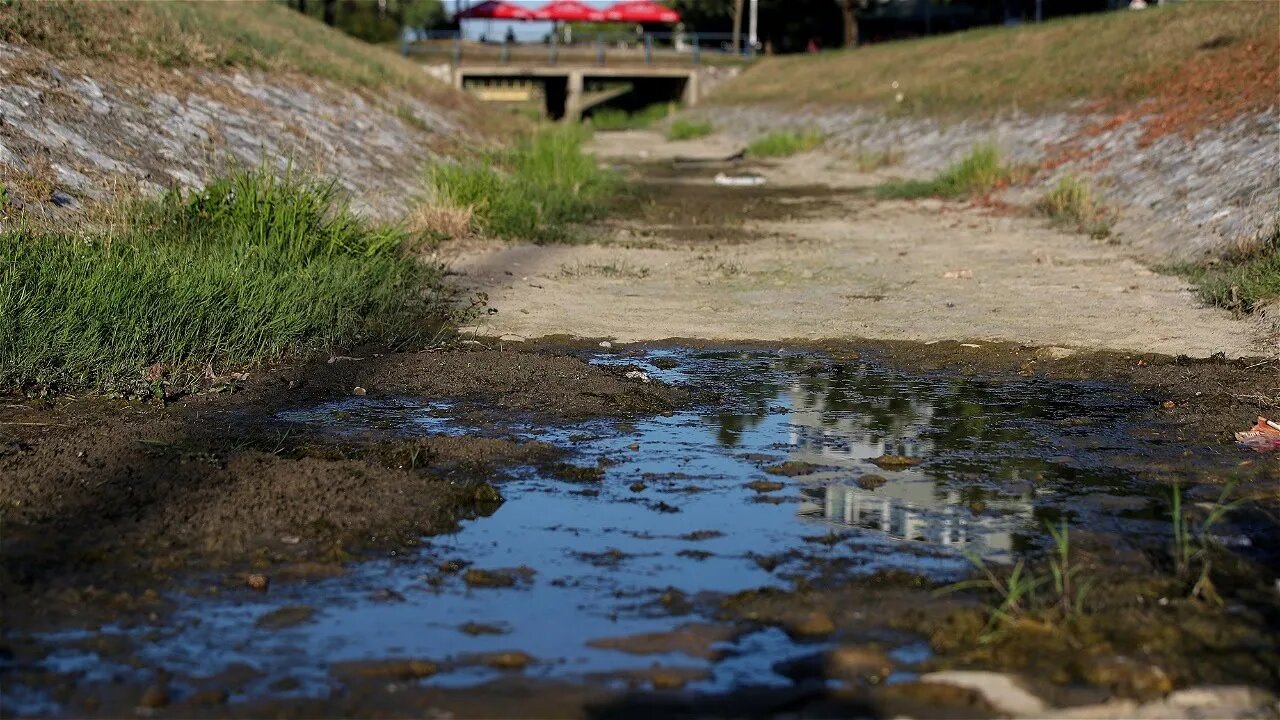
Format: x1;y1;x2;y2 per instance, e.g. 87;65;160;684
443;64;711;120
410;35;745;121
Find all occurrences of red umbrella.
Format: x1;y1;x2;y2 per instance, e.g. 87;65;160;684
454;1;535;20
533;1;606;22
603;1;681;24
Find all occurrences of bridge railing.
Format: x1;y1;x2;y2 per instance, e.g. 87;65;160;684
401;30;752;68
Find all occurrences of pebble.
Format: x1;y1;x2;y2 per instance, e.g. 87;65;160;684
599;341;612;348
245;573;269;592
784;610;836;639
352;386;367;396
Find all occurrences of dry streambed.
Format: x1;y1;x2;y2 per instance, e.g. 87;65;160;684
1;344;1277;718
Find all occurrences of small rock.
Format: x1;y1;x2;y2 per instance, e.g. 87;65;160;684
870;455;922;470
335;659;438;680
1082;656;1173;699
629;482;647;492
919;671;1046;716
459;622;507;636
827;646;893;682
138;684;168;709
599;341;613;348
352;386;367;396
762;461;821;476
1162;400;1176;409
280;535;301;545
481;651;533;670
625;370;651;383
745;479;785;493
856;473;888;490
784;610;836;639
498;334;525;343
50;189;77;208
246;573;269;592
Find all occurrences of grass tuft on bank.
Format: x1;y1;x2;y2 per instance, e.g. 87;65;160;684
746;129;825;158
877;143;1010;199
426;126;617;243
589;104;672;131
667;118;715;141
1173;228;1280;315
1036;176;1115;239
0;170;450;393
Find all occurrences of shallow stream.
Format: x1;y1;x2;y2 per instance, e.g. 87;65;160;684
10;348;1227;712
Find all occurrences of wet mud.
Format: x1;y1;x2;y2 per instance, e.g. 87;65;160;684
2;344;1278;718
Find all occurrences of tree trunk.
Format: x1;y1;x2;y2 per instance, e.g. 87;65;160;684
322;0;337;26
842;0;858;48
295;0;306;13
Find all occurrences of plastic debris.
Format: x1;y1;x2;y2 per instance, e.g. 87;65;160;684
1235;416;1280;453
625;370;651;384
714;173;767;187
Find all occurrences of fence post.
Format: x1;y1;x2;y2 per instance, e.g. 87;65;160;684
550;31;558;66
691;32;700;65
644;33;653;65
596;34;604;66
501;40;510;65
452;34;462;66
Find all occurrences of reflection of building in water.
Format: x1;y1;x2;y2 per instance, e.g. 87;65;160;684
782;376;1034;561
799;484;1032;562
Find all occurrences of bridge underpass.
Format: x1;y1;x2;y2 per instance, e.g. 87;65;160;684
452;66;700;121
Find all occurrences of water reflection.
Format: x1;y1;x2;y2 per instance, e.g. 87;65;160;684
7;349;1180;714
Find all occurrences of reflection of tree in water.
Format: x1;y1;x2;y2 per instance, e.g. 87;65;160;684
704;358;1132;493
703;356;787;447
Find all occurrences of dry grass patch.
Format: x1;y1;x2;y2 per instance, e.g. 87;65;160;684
713;3;1278;118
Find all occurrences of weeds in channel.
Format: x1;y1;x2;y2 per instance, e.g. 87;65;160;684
877;143;1011;199
746;129;825;158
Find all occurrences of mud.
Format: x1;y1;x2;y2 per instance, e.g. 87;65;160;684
0;348;686;630
3;344;1278;719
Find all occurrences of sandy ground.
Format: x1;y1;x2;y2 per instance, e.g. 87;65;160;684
450;130;1271;359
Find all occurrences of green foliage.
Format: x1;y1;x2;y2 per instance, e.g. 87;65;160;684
1171;226;1280;314
1171;481;1239;604
1037;175;1114;239
746;129;825;158
427;126;618;243
0;169;451;392
939;520;1092;640
667;118;715;141
589;104;672;131
877;143;1009;199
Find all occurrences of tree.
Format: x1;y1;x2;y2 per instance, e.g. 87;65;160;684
840;0;869;47
401;0;446;29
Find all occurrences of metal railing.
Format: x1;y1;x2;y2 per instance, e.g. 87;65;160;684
401;29;753;67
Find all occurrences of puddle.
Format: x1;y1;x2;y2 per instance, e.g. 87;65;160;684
7;348;1214;713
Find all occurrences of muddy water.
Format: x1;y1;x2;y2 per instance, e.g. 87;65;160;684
7;348;1224;712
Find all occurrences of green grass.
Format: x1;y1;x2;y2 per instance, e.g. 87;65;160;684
0;170;450;393
0;0;474;99
877;143;1009;199
939;520;1092;640
667;118;715;141
589;104;672;131
426;126;618;243
712;2;1277;117
746;129;825;158
1172;227;1280;314
1037;175;1115;239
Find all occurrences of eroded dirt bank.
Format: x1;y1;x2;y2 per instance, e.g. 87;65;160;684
451;130;1273;358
